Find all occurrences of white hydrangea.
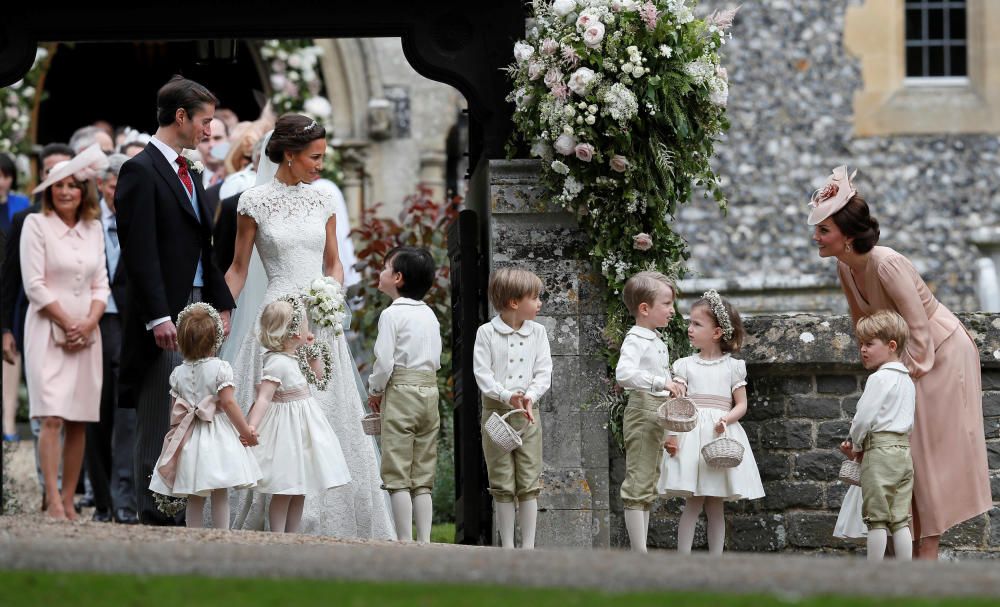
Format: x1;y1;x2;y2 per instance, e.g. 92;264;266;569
666;0;695;24
551;160;571;175
708;76;729;107
684;57;715;85
560;176;584;201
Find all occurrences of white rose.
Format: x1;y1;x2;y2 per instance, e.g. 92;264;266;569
554;133;577;156
287;54;303;69
552;0;577;17
528;61;545;80
563;105;576;117
551;160;570;175
514;41;535;64
270;73;287;89
585;114;596;125
567;67;596;95
311;278;325;290
582;22;606;48
622;62;634;75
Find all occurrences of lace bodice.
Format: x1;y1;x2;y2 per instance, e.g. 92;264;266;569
237;180;333;294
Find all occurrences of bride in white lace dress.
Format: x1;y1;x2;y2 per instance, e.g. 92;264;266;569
222;114;395;539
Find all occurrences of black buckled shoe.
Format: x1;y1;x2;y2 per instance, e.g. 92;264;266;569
114;508;139;525
92;508;113;523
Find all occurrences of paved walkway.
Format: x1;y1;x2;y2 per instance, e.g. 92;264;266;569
2;515;1000;598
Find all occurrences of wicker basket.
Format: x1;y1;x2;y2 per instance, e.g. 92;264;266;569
485;409;528;454
361;412;381;436
701;436;744;469
657;397;698;432
838;459;862;486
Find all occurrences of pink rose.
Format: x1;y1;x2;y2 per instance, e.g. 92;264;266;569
575;143;595;162
633;233;653;251
583;23;606;48
544;69;564;89
609;154;629;173
541;39;559;56
528;61;545;80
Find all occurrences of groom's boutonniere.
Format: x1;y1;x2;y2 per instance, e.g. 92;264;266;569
180;150;205;174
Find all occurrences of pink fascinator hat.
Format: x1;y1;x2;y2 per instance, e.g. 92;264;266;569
806;165;858;225
32;143;109;195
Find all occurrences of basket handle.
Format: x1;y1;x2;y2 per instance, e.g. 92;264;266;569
500;408;529;436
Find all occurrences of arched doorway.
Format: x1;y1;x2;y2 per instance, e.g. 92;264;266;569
36;41;266;145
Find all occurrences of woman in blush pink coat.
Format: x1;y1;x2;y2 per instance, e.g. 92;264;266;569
21;144;109;520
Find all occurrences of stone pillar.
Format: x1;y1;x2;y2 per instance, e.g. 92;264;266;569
487;159;611;548
971;227;1000;312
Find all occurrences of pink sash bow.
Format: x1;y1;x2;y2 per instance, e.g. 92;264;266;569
156;394;218;488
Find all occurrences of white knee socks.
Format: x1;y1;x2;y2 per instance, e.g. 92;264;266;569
867;528;888;561
390;491;413;542
210;489;230;530
495;500;516;548
413;493;433;543
186;495;205;528
624;508;648;553
518;499;538;549
705;497;726;556
892;527;913;561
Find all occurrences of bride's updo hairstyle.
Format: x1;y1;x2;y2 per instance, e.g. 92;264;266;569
265;113;327;164
831;194;880;254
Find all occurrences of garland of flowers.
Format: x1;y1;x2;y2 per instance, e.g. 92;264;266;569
297;342;333;391
506;0;737;449
304;276;348;337
277;294;305;338
154;492;187;516
259;40;344;185
1;45;54;185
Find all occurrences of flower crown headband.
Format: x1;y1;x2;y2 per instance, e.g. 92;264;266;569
176;302;225;354
277;294;305;338
702;289;734;341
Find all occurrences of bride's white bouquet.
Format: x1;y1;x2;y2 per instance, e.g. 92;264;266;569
304;276;348;336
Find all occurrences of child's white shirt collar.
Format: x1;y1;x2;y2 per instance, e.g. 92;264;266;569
390;297;425;307
491;315;533;337
626;325;659;340
877;361;909;374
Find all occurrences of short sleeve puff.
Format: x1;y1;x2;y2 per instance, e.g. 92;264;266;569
730;358;748;393
215;360;236;392
260;353;285;386
672;358;689;384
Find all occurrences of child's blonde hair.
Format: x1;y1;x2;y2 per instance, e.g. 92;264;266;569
177;305;219;360
622;271;676;317
856;310;909;352
488;267;544;312
259;299;301;351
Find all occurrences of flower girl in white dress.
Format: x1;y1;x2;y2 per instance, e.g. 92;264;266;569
658;290;764;555
149;303;262;529
247;296;352;533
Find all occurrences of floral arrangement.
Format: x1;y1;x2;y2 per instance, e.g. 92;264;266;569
507;0;737;449
304;276;348;336
153;492;187;516
259;39;345;185
1;45;54;185
297;342;333;391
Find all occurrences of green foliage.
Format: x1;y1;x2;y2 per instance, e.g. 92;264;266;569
350;186;462;522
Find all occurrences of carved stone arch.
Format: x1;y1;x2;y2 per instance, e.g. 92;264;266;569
314;38;383;141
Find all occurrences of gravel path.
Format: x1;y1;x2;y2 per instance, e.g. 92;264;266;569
5;438;1000;598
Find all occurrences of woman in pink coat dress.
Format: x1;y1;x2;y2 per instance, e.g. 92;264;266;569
808;166;991;560
21;144;109;520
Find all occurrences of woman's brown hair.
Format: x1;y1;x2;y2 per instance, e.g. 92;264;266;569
831;195;880;254
41;177;100;222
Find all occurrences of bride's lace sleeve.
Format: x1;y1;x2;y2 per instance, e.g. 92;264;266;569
236;187;262;222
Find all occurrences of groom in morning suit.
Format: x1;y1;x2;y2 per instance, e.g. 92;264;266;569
115;75;236;525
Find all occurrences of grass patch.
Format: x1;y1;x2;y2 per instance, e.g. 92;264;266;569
431;522;455;544
0;571;993;607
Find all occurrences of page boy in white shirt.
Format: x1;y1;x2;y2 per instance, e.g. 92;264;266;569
473;267;552;549
368;246;442;543
616;271;686;553
840;310;916;561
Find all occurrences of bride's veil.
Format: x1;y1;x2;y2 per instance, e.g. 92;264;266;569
218;131;275;364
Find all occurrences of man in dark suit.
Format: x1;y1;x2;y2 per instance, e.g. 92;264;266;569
201;181;223;224
85;153;139;524
115;76;235;525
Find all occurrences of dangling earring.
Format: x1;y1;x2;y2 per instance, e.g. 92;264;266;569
845;242;853;253
287;159;292;168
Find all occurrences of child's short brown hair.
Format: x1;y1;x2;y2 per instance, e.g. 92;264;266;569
177;305;220;360
488;267;544;312
856;310;909;352
622;271;676;317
